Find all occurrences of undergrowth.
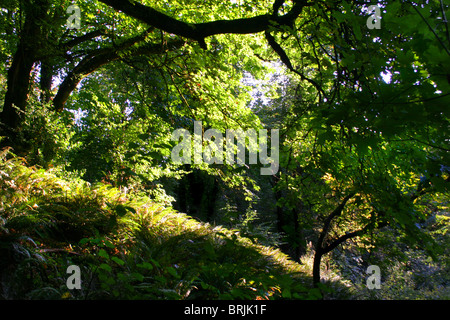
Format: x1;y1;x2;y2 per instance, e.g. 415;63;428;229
0;149;315;300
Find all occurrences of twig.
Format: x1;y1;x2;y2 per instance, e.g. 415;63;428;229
411;2;450;56
440;0;450;47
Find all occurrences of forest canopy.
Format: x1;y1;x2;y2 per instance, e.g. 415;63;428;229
0;0;449;300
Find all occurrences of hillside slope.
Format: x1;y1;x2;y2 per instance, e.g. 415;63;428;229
0;151;316;300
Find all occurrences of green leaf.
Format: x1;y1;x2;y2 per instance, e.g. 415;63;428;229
332;11;347;24
282;288;292;299
104;240;115;249
307;288;322;300
137;262;154;271
99;263;112;272
98;249;109;259
167;266;180;279
126;206;136;214
79;238;89;246
138;133;151;140
131;272;144;282
352;23;362;41
111;256;125;266
115;205;127;217
150;259;161;268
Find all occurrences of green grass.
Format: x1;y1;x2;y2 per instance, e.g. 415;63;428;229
0;152;315;300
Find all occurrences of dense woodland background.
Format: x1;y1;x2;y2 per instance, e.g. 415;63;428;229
0;0;449;300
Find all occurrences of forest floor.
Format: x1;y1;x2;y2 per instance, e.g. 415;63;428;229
1;153;448;300
0;154;318;300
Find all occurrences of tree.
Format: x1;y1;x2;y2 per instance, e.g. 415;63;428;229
0;0;306;150
269;1;450;285
1;0;449;291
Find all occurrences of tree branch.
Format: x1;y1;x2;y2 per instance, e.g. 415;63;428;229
272;0;287;17
321;220;388;255
316;193;355;254
98;0;310;49
62;29;106;49
264;30;328;100
53;37;185;111
411;3;450;56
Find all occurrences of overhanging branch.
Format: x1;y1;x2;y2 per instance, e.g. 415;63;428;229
98;0;310;49
52;37;185;111
265;30;328;100
321;220;388;255
62;29;106;49
316;193;355;254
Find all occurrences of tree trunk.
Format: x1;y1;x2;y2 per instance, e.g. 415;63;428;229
1;47;35;134
39;60;54;103
0;1;48;151
312;193;355;288
312;248;323;287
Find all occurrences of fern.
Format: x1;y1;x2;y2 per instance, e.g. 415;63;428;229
0;149;311;300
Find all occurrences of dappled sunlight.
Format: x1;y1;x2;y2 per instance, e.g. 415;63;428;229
0;0;449;302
